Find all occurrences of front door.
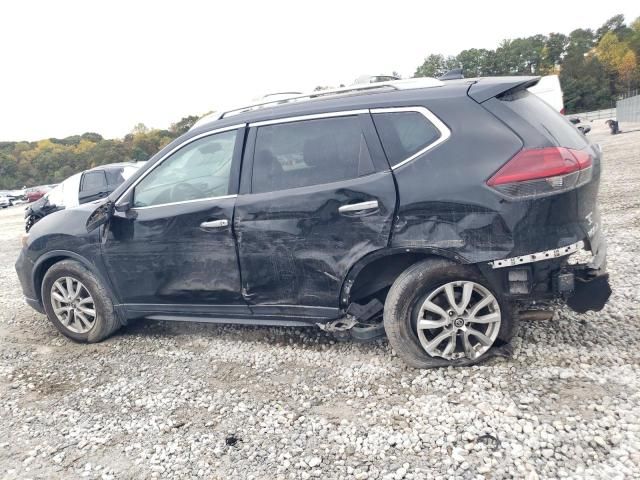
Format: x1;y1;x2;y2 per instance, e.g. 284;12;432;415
102;126;250;317
234;113;397;319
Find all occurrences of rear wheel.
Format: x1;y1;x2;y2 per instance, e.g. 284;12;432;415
42;260;121;342
384;259;515;368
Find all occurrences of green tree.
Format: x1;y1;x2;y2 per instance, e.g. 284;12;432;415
541;33;569;72
456;48;494;76
561;55;612;112
596;14;630;42
170;116;199;136
132;123;149;134
414;54;458;78
628;17;640;60
565;29;595;61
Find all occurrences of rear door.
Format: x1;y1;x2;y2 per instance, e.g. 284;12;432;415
234;112;396;319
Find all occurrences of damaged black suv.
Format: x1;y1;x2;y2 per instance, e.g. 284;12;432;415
15;76;611;368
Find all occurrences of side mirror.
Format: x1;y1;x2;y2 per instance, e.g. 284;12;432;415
115;201;131;212
86;201;114;232
114;189;134;214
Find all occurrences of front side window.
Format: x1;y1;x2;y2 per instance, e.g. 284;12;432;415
81;171;107;192
372;111;442;166
133;130;237;208
251;116;374;194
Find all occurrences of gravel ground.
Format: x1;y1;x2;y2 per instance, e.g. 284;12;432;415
1;122;639;480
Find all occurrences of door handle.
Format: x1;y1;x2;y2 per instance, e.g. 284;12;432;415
338;200;379;214
200;219;229;229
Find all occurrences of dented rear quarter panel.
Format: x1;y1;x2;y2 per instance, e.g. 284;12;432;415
389;94;603;263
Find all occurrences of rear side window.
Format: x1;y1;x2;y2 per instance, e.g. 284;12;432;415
80;171;107;192
372;111;442;166
251;116;375;194
499;90;587;149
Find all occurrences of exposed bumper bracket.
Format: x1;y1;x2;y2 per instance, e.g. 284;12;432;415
489;240;585;269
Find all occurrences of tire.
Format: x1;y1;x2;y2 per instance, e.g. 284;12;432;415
383;258;516;368
41;260;121;343
25;215;37;232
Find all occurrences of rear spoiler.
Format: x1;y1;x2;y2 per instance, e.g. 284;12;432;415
467;76;540;103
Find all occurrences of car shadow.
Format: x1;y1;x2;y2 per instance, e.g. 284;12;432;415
116;317;387;351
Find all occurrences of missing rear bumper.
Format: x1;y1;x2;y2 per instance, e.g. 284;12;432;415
563;269;612;313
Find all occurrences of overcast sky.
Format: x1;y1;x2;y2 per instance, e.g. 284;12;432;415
2;0;640;141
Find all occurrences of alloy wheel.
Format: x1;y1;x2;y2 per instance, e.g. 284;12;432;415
50;276;96;334
415;281;501;360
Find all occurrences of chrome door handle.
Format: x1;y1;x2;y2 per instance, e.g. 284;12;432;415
200;219;229;229
338;200;379;213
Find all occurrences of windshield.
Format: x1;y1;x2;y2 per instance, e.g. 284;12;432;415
46;173;82;208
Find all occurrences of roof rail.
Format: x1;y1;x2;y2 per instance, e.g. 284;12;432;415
217;77;443;120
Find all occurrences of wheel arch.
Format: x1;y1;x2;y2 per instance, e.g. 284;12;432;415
340;247;467;308
33;250;119;306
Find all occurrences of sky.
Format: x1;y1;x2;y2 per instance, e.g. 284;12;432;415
1;0;640;141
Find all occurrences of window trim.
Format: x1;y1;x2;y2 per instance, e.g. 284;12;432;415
131;194;239;210
246;107;450;190
115;124;244;210
370;106;451;170
249;109;368;127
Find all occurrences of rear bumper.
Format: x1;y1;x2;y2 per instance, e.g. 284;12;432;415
480;234;611;313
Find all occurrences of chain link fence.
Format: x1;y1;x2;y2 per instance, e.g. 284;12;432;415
571;108;616;122
617;95;640;123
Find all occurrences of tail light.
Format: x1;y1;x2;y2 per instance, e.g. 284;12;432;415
487;147;593;199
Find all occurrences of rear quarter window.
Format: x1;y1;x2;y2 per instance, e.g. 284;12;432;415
500;90;587;150
372;111;442;167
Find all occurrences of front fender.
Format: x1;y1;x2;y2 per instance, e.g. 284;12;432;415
31;249;120;306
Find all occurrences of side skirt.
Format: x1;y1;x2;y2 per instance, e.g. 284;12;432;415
119;303;341;328
145;314;313;328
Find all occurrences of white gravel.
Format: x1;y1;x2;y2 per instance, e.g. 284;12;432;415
1;122;639;479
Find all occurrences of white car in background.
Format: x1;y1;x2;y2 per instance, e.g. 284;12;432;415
528;75;564;114
25;162;143;231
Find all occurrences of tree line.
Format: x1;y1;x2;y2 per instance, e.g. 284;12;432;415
0;117;198;190
414;14;640;113
2;14;639;190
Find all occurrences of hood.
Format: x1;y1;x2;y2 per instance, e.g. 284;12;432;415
28;198;109;239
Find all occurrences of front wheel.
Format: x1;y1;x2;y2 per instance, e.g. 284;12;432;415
384;259;516;368
41;260;121;342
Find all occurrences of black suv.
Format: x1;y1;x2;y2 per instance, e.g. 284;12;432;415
15;77;610;368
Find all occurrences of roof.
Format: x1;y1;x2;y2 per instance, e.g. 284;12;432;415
190;78;462;132
187;76;541;135
86;161;145;172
